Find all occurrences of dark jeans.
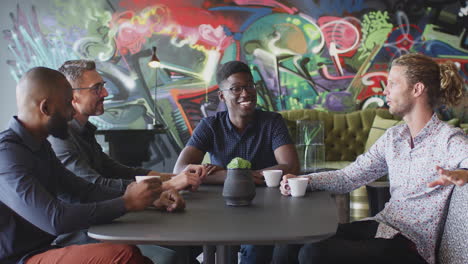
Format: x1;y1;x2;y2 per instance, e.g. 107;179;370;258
272;221;427;264
240;245;274;264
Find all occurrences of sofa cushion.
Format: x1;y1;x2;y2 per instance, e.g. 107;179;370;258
364;115;405;151
460;123;468;134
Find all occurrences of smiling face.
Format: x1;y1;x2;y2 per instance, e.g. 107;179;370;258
72;70;109;119
218;72;257;118
384;65;415;117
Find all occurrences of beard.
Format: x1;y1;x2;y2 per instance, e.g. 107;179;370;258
47;112;69;139
389;100;413;117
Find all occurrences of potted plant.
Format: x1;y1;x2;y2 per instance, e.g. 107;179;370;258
222;157;256;206
296;120;325;173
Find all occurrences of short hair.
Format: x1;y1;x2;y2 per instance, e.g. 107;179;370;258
392;53;464;107
24;66;66;85
216;61;252;85
16;67;68;109
58;60;96;85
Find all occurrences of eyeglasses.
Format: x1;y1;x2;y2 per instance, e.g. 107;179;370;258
72;81;106;95
220;83;258;95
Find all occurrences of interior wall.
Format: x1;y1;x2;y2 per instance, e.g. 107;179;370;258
1;0;467;170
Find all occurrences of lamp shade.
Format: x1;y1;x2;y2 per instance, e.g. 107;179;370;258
148;46;160;68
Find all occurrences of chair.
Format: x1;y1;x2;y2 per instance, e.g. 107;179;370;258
437;184;468;263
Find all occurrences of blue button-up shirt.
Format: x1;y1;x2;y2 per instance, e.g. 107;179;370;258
0;117;126;264
187;109;293;169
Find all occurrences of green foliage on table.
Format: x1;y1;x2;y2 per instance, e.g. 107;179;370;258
227;157;251;169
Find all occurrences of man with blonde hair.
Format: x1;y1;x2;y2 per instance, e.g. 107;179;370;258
275;53;467;264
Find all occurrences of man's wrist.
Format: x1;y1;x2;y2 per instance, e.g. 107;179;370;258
162;180;174;191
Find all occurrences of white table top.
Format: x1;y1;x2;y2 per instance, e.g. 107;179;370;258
88;185;338;246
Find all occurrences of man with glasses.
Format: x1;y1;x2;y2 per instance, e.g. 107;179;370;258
50;60;207;193
48;60;207;264
173;61;300;264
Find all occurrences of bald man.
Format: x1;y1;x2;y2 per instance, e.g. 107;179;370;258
0;67;184;264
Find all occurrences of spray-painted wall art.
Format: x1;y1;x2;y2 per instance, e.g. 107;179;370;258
3;0;468;164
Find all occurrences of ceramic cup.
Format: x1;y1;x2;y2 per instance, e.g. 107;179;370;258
288;177;309;197
263;170;283;187
135;175;160;183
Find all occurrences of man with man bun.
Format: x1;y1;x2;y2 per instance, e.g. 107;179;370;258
276;53;467;264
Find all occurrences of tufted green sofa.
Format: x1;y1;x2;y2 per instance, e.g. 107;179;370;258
279;108;400;169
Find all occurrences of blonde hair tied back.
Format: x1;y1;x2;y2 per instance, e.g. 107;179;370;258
439;61;464;106
392;53;465;107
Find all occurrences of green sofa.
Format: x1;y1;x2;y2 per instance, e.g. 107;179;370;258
279;108;400;170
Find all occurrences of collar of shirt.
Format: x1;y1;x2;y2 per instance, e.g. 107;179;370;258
413;113;440;146
70;119;97;138
9;116;43;152
224;109;257;133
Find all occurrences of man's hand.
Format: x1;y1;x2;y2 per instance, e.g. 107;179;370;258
252;170;265;185
147;171;172;182
154;189;186;212
280;174;299;196
164;170;202;191
123;178;162;211
428;166;468;187
204;164;223;176
183;164;209;179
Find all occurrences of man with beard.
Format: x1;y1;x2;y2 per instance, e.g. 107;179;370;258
275;53;467;264
49;60;208;194
0;67;185;264
173;61;300;264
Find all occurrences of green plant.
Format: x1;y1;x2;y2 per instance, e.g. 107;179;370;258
302;122;322;168
227;157;251;169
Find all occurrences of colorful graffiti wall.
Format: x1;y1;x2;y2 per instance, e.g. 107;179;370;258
3;0;468;167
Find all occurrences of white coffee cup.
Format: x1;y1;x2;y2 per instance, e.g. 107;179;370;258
135;175;160;183
263;170;283;187
288;177;309;197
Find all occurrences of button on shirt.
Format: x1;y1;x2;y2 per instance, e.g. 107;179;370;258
187;109;293;169
307;114;468;264
48;119;150;192
0;117;126;264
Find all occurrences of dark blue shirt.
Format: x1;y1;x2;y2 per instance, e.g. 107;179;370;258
187;109;293;170
48;119;150;192
0;117;126;264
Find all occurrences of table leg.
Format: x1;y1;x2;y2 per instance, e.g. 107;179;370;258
203;245;215;264
216;245;228;263
203;245;238;264
215;245;238;264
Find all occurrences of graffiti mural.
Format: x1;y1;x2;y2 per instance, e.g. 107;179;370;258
3;0;468;167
